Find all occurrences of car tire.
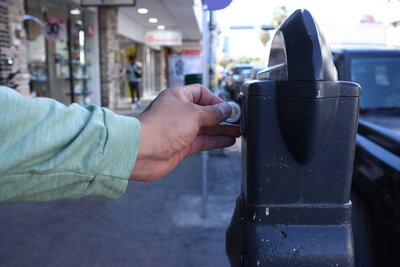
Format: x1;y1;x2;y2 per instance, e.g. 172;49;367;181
351;188;377;267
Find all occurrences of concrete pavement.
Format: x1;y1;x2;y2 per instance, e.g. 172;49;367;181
0;98;242;267
113;96;154;117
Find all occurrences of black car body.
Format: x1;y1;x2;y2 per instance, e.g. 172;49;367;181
332;45;400;267
249;65;266;80
224;63;254;100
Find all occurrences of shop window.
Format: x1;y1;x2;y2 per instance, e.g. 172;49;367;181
25;1;96;105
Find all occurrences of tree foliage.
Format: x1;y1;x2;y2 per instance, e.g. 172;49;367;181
257;6;288;48
258;30;270;47
272;6;288;27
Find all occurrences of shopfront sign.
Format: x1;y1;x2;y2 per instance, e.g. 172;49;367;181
181;50;201;56
145;31;182;47
42;17;66;41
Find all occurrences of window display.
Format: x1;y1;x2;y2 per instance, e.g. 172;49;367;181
25;1;97;105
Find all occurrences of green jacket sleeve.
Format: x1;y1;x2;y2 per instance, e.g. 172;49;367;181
0;86;141;201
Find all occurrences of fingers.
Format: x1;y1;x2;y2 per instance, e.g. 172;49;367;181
195;85;224;106
153;85;232;127
175;84;224;106
197;102;232;126
198;125;240;138
187;135;236;156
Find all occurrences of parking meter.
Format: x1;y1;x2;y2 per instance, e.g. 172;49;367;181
226;9;360;267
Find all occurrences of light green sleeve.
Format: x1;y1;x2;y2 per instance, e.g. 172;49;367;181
0;86;141;201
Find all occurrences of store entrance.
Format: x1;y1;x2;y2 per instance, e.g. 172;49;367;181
25;1;95;105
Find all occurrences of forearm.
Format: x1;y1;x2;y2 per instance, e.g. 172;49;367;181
0;86;140;201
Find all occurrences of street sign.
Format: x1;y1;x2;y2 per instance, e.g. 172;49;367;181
42;17;66;41
81;0;135;6
203;0;232;11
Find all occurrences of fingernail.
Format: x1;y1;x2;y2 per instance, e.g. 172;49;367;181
216;102;232;118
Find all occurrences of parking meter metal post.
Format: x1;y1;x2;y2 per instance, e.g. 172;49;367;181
226;9;360;267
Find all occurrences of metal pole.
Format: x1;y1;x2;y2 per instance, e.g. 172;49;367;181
201;7;210;218
201;151;208;218
67;6;75;103
202;8;209;88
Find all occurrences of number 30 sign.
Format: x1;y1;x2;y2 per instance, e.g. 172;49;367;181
42;17;66;41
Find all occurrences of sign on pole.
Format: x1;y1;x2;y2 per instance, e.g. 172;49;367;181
202;0;232;11
42;17;66;41
81;0;135;6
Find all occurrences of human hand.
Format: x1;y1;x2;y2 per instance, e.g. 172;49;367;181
130;84;240;182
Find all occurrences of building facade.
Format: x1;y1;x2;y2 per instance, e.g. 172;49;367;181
1;0;203;108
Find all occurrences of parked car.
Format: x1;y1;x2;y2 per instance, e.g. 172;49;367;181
332;45;400;267
249;64;266;80
224;63;254;100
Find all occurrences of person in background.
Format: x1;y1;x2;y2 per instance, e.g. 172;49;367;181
126;55;142;109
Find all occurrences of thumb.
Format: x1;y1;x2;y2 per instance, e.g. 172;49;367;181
198;102;232;126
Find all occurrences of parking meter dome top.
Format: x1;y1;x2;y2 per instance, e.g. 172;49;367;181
259;9;338;82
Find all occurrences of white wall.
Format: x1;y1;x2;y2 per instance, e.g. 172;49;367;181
192;0;203;34
320;23;389;46
85;8;101;106
387;24;400;47
117;10;145;43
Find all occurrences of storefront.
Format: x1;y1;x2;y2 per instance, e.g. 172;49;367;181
143;45;163;97
119;40;164;100
117;7;165;100
24;0;100;105
118;34;142;99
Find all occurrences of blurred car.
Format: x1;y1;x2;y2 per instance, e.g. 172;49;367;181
249;64;267;80
239;68;252;82
332;44;400;267
224;63;254;100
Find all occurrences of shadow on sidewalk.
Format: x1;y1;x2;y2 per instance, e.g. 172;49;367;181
0;140;242;267
113;97;155;117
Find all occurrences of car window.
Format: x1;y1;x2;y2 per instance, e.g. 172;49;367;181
232;66;252;75
241;69;251;79
351;57;400;109
232;68;241;75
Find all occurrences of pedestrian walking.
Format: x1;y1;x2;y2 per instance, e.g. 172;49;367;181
126;55;142;109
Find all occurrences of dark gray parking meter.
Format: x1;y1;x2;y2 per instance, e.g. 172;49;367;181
226;9;360;267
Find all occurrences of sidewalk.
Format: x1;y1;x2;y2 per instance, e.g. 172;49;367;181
113;96;155;117
0;98;242;266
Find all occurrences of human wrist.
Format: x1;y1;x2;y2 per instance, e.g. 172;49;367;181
136;117;156;160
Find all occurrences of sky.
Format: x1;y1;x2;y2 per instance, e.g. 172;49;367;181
215;0;399;59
